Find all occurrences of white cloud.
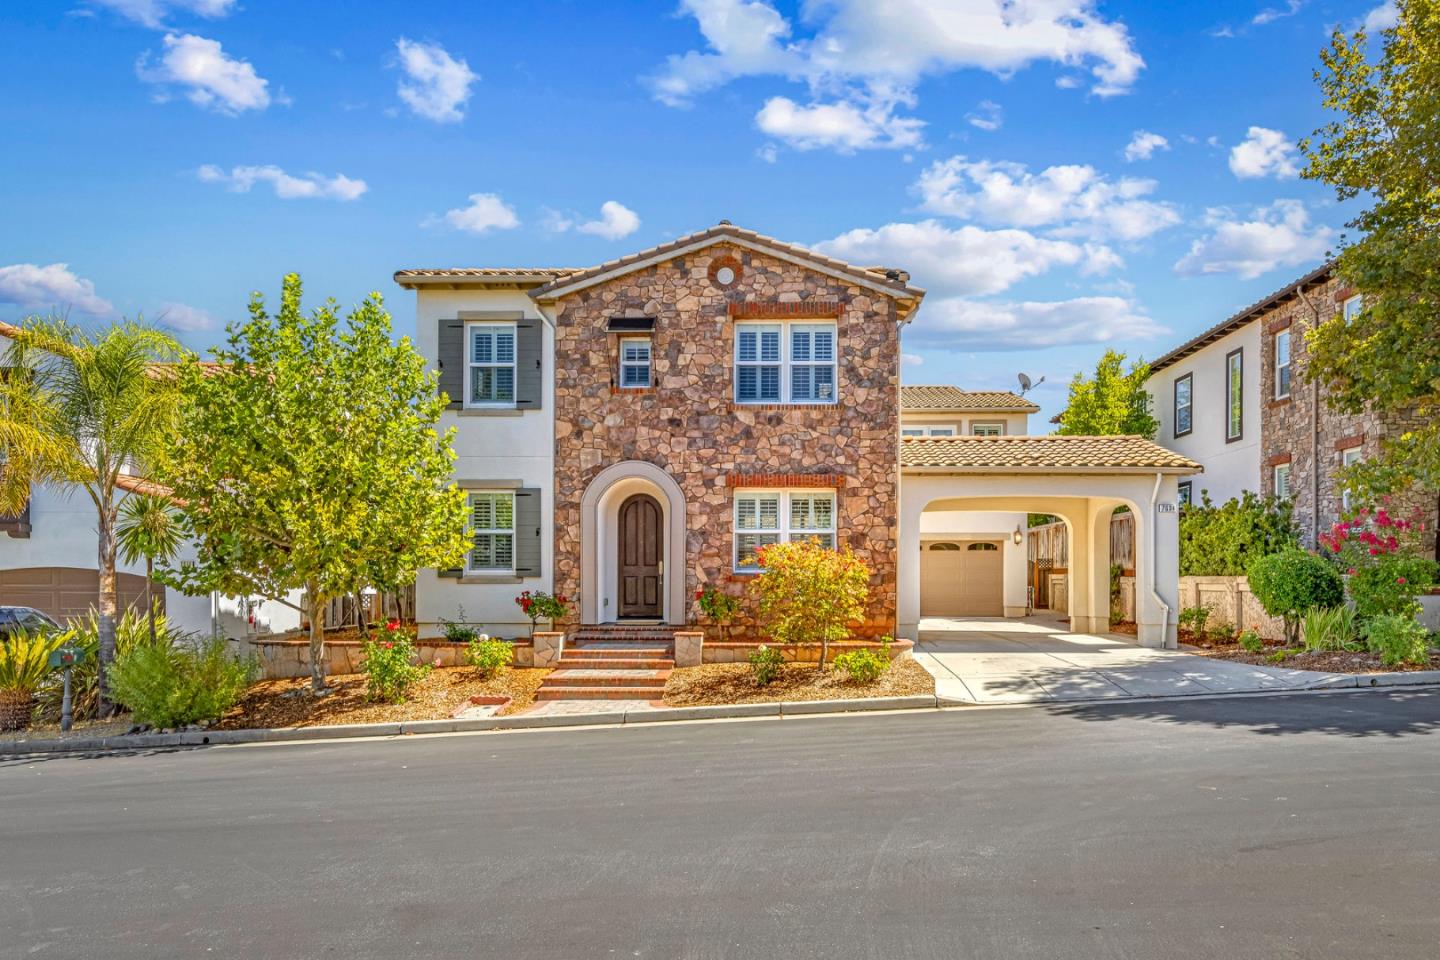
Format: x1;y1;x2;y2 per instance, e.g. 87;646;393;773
1363;1;1398;31
915;156;1181;241
649;0;1143;153
1123;130;1169;162
907;296;1164;351
196;164;367;201
0;263;113;317
817;220;1116;299
1228;126;1300;179
156;301;218;331
394;38;477;123
901;352;924;367
576;201;641;241
755;96;923;151
1252;0;1304;26
90;0;237;29
755;143;778;163
433;193;520;234
1174;200;1333;279
966;100;1003;132
136;33;270;114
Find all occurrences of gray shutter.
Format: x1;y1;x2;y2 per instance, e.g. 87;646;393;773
513;487;542;577
438;319;464;410
515;317;542;410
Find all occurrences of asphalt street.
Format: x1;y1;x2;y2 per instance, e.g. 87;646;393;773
4;690;1440;959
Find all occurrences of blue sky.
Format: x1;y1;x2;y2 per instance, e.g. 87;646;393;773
0;0;1397;425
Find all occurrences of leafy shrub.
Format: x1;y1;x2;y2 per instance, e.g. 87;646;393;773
441;606;480;644
359;621;430;703
748;645;784;686
0;628;66;730
1349;556;1438;620
1180;491;1300;577
465;635;512;678
36;607;182;722
1301;606;1358;652
1364;614;1431;667
108;638;255;729
832;648;889;683
514;590;570;635
1248;549;1346;645
1178;606;1211;638
695;586;741;640
1238;630;1264;654
752;539;870;669
1321;503;1439;620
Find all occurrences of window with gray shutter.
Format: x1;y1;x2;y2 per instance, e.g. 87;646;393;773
515;318;542;409
513;487;542;576
438;319;464;410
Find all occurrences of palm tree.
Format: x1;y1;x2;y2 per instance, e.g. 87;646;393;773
0;317;183;716
116;493;184;646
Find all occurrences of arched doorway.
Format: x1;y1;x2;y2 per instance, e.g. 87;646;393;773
617;493;663;618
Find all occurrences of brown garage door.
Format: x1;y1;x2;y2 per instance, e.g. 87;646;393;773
0;567;159;623
920;541;1004;617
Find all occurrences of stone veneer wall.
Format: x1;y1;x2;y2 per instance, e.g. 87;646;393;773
550;243;900;639
1258;275;1438;557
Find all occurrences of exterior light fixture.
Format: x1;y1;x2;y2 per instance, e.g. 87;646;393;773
1012;524;1024;546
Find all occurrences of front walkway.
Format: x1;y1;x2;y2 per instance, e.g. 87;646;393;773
915;616;1340;704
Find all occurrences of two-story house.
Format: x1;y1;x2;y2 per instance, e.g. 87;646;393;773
1146;262;1438;557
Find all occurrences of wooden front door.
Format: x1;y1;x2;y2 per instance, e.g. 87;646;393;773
618;493;663;619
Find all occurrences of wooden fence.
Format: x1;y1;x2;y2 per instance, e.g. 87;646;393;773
1027;511;1136;611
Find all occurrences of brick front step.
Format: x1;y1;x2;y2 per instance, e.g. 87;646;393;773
535;685;667;701
546;669;671;686
556;657;674;670
564;645;674;659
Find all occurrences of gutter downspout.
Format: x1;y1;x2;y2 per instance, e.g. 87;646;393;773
1149;471;1172;648
1294;286;1324;547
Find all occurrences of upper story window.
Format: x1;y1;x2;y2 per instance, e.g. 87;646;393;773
1173;373;1193;438
619;337;651;389
902;425;957;437
1342;293;1364;322
734;321;837;404
468;491;515;574
466;323;516;407
1274;462;1292;499
1341;446;1363;512
1225;348;1243;442
1274;329;1292;400
734;490;836;571
971;422;1004;437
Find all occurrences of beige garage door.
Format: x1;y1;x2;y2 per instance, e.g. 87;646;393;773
920;541;1004;617
0;567;157;623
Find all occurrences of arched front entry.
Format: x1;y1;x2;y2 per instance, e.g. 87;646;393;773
579;461;688;626
617;493;663;618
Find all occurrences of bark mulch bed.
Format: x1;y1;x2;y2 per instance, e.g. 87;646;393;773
1183;634;1439;673
216;666;549;729
663;657;935;706
0;717;133;744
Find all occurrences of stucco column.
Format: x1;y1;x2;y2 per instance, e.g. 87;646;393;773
1134;476;1180;649
1078;500;1114;635
897;480;923;641
1062;510;1091;632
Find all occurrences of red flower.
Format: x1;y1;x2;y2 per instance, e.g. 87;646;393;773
695;589;704;599
384;642;394;649
1397;576;1408;585
386;619;400;631
1347;567;1357;575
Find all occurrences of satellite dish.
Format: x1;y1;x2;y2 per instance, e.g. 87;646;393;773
1017;372;1045;395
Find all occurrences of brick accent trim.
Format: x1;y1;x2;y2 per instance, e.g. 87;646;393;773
727;402;841;413
1267;316;1293;334
708;254;743;288
1265;452;1293;467
726;472;846;488
1334;285;1357;302
1267;397;1292;409
728;300;842;319
1335;433;1365;451
609;386;656;396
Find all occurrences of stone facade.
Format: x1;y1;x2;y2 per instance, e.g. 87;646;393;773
550;242;901;639
1258;275;1438;556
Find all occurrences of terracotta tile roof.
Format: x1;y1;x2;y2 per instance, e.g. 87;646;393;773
900;384;1039;413
901;435;1202;473
392;267;583;286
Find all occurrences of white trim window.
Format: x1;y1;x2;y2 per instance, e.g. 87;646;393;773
1274;463;1292;499
1342;293;1364;322
1178;481;1193;506
902;425;957;437
1225;349;1243;442
1341;447;1363;512
468;492;515;574
1174;373;1193;437
466;323;516;407
734;490;837;570
971;422;1004;437
735;321;837;404
1274;330;1292;400
619;337;651;389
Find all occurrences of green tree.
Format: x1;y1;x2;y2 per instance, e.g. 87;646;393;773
751;539;870;671
116;493;184;646
1300;0;1440;498
0;318;182;716
160;275;468;693
1054;350;1158;438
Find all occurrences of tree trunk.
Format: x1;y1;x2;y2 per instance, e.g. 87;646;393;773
145;556;157;647
308;588;328;693
819;636;828;672
356;591;368;638
96;502;119;717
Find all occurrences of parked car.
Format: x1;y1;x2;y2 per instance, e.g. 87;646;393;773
0;606;63;643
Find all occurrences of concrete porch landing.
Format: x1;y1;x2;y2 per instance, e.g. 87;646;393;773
915;615;1340;704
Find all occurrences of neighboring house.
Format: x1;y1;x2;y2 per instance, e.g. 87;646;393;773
1147;263;1438;557
399;222;1198;649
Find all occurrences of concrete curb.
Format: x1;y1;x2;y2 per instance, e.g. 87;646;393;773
0;694;942;756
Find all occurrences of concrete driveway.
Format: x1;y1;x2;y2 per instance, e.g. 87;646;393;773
915;616;1340;704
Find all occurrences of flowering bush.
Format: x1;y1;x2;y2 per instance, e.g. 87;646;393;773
694;586;740;640
752;539;870;670
465;635;513;678
514;590;570;636
359;620;430;703
1320;502;1437;620
748;645;784;686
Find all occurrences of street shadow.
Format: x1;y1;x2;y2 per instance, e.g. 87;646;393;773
0;745;199;767
1045;687;1440;738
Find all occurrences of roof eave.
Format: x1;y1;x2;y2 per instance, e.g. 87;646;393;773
901;464;1204;476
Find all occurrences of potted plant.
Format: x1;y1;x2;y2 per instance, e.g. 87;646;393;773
514;590;570;638
694;586;740;641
